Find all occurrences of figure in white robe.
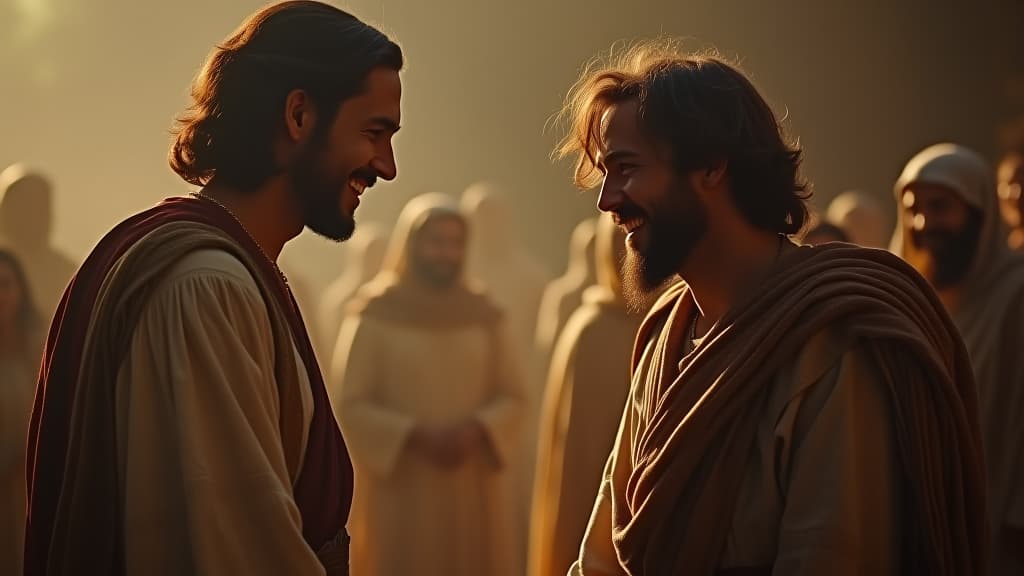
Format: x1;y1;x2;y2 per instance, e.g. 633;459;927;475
332;194;526;576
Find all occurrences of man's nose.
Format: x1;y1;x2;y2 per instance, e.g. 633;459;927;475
597;178;622;213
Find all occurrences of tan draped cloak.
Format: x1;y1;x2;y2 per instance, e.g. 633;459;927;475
891;143;1024;574
574;243;985;575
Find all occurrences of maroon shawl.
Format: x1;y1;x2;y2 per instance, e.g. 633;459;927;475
24;196;352;574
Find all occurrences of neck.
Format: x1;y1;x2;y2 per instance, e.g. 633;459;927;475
681;228;784;336
198;177;304;261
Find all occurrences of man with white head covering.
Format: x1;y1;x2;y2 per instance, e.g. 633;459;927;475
330;193;526;576
316;224;388;360
0;164;77;322
534;218;598;375
825;189;890;248
892;143;1024;574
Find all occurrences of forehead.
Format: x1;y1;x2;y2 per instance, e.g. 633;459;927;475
600;99;649;153
339;67;402;122
902;182;964;207
419;214;466;237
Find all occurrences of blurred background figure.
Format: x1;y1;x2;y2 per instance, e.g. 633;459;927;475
331;194;525;576
460;180;552;543
0;165;76;323
527;214;642;576
891;143;1024;575
0;248;42;576
534;218;597;377
825;189;890;248
802;219;850;245
997;128;1024;251
316;225;388;362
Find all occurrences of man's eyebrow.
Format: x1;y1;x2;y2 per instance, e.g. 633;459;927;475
601;149;639;167
367;116;401;133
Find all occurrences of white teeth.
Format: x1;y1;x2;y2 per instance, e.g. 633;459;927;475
349;180;366;194
621;217;645;233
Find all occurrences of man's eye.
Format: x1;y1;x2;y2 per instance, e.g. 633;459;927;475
365;129;386;139
620;163;638;175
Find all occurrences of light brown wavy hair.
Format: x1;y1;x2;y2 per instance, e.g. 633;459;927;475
556;40;810;235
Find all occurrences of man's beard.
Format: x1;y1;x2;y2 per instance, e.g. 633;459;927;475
411;257;461;288
620;183;709;314
911;211;983;289
289;143;367;243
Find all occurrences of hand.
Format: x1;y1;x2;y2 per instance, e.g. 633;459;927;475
452;419;487;455
408;424;464;469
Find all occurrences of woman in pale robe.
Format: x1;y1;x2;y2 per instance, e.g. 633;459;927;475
460;182;552;540
0;248;43;576
330;194;526;576
534;218;597;379
316;225;387;367
528;215;642;576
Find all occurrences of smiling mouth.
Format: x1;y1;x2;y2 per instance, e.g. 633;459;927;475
618;216;646;233
348;178;369;196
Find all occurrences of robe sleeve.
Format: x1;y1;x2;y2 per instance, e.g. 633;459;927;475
330;315;416;478
772;342;902;575
119;254;324;576
569;399;632;576
473;320;528;469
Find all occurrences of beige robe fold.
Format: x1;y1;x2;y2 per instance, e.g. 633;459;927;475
116;249;323;576
332;313;526;576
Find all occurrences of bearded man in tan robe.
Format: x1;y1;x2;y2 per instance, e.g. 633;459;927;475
24;3;403;575
557;41;986;576
332;193;526;576
529;214;643;576
892;143;1024;575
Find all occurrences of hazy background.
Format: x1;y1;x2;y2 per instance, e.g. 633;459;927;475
1;0;1021;292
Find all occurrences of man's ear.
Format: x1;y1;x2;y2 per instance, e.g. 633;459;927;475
283;88;317;144
702;161;728;189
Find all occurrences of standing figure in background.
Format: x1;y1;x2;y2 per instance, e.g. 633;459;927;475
528;214;642;576
317;224;388;363
997;137;1024;251
534;218;597;380
0;249;42;576
892;143;1024;575
460;181;552;543
0;166;77;324
332;193;525;576
825;189;890;248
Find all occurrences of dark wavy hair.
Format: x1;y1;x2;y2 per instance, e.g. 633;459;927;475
557;40;810;235
169;1;403;190
0;247;42;363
